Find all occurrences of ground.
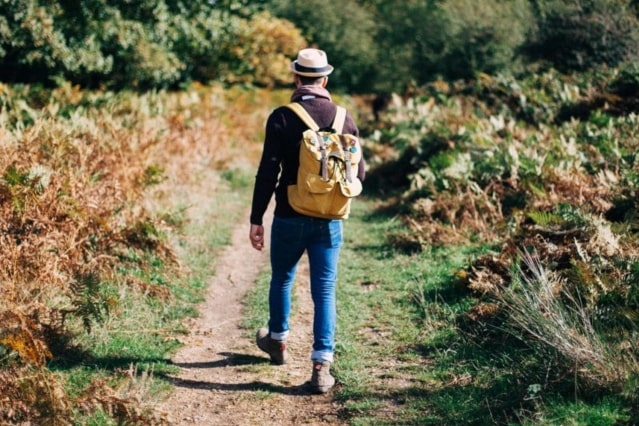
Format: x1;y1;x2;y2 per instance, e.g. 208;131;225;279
154;203;343;425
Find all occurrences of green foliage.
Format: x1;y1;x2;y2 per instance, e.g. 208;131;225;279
360;57;639;422
417;0;534;81
526;210;564;228
269;0;379;92
528;0;639;72
4;0;639;91
69;273;111;333
0;0;287;89
218;11;306;87
363;0;533;91
609;61;639;95
0;1;70;80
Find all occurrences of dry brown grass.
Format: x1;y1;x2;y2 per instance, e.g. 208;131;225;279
0;82;272;423
497;249;634;389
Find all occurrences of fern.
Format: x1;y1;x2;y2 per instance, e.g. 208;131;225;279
69;273;109;333
527;203;592;230
526;210;563;227
2;165;31;187
554;202;588;228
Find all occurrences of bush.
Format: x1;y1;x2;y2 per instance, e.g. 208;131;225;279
528;0;639;72
270;0;379;92
0;1;270;89
0;1;71;83
364;0;533;92
97;14;184;89
414;0;534;81
219;11;306;87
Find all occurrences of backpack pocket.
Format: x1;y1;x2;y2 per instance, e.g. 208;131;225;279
339;178;363;198
305;174;335;194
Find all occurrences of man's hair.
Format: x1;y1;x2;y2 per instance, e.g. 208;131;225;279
298;75;326;85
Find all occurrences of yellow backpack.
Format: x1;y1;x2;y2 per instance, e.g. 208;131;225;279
286;102;363;220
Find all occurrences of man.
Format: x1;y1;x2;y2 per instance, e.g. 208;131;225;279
249;48;365;393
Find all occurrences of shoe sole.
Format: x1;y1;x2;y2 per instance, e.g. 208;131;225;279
255;329;287;365
311;383;335;394
311;376;335;394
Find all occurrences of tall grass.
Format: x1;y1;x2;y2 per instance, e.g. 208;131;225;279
498;249;632;388
349;69;639;423
0;82;275;424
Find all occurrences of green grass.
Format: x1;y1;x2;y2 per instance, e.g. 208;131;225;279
522;397;632;426
72;408;119;426
243;270;271;335
332;197;486;424
320;196;635;425
232;189;636;425
50;174;254;424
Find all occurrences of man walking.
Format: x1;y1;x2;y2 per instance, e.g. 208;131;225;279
249;48;365;393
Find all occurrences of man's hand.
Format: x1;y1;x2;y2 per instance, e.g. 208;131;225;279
249;224;265;251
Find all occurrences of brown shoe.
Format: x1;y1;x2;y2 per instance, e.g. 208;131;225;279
256;328;288;365
311;361;335;393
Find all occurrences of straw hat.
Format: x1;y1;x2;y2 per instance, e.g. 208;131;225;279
290;48;334;77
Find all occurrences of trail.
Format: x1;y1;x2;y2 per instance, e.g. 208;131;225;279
155;204;343;425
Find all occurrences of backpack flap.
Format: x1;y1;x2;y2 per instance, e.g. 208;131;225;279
339;177;363;198
285;102;362;219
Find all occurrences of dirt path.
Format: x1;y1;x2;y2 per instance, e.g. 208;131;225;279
155;204;343;425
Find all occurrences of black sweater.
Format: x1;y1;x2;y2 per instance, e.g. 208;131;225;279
249;87;365;225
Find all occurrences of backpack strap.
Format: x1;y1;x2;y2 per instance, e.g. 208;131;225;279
332;106;346;133
286;103;328;179
339;135;353;183
285;103;319;131
286;103;349;182
286;103;347;134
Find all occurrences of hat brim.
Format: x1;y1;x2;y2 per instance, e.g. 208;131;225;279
290;61;334;77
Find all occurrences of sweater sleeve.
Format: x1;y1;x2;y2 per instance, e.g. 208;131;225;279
249;112;283;225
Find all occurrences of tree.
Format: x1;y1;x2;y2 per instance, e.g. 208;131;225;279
527;0;639;72
0;0;279;89
269;0;379;92
371;0;533;86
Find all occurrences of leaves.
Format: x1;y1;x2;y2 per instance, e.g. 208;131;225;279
0;84;215;423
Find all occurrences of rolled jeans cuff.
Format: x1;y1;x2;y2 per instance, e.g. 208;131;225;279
270;330;289;341
311;350;334;363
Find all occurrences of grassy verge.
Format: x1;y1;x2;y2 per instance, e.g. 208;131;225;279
0;82;271;424
49;170;254;424
241;196;634;425
328;197;635;425
333;197;489;425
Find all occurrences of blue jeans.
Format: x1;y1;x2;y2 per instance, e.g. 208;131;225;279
268;215;343;363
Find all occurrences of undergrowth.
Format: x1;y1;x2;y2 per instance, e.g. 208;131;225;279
351;68;639;423
330;198;636;425
4;65;639;425
0;82;270;424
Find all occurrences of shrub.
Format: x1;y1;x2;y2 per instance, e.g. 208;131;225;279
270;0;379;92
527;0;639;72
414;0;534;81
364;0;534;92
0;1;269;89
0;1;71;83
97;15;184;89
220;11;306;87
497;249;635;390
